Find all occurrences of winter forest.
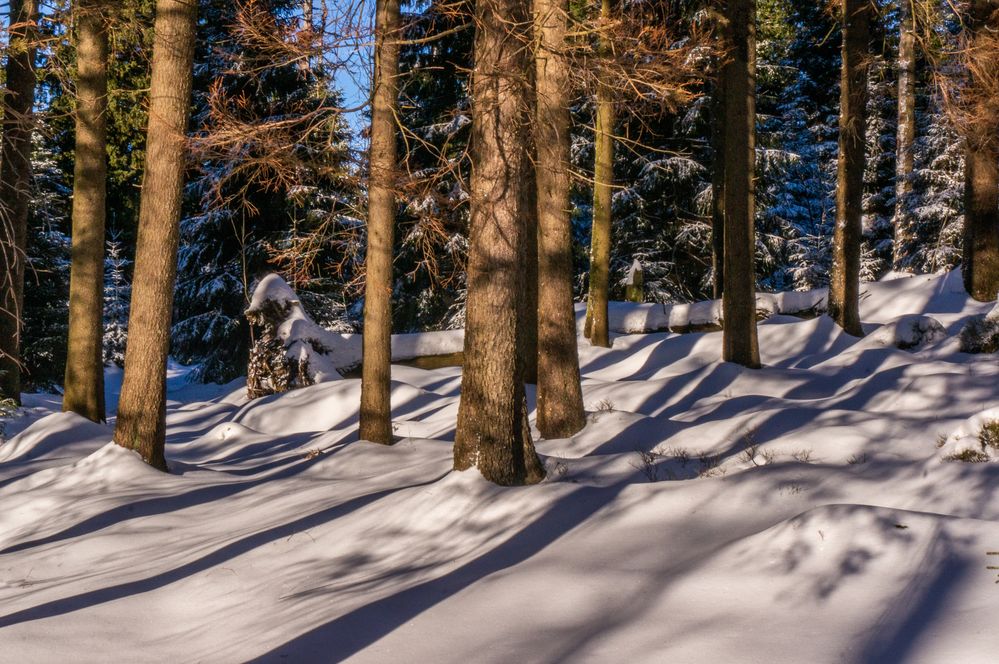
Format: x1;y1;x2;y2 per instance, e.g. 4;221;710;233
1;0;999;660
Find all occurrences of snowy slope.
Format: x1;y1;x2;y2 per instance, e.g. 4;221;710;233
1;270;998;663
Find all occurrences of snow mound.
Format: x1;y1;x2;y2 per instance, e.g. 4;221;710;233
0;411;111;464
865;314;947;351
938;407;999;462
958;300;999;354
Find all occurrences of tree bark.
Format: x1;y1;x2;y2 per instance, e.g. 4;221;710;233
113;0;198;470
0;0;37;403
535;0;585;439
711;74;726;299
962;0;999;302
63;0;109;423
892;0;917;271
522;94;539;384
453;0;545;485
359;0;400;444
585;0;614;348
720;0;760;368
829;0;869;337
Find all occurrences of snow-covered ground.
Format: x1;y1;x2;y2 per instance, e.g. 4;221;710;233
2;270;998;663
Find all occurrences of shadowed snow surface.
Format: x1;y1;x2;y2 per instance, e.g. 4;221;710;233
1;271;998;663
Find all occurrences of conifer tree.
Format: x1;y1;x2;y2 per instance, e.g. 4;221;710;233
63;0;110;423
114;0;198;470
0;0;38;402
535;0;585;438
360;0;401;444
453;0;544;485
720;0;760;367
829;0;870;336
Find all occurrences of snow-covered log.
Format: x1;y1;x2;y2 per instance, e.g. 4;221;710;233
244;274;351;399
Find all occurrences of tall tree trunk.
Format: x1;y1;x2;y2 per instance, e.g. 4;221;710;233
892;0;917;271
0;0;37;403
962;0;999;302
584;0;614;348
535;0;585;439
359;0;400;444
453;0;545;485
63;0;109;423
113;0;198;470
829;0;870;337
711;76;726;300
720;0;760;368
522;94;539;385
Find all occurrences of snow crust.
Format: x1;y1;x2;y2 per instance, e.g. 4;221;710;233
2;269;998;663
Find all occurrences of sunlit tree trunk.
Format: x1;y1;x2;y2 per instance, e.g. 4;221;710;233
892;0;917;271
584;0;614;348
720;0;760;367
63;0;109;423
113;0;198;470
0;0;37;403
535;0;585;438
359;0;401;444
453;0;545;485
829;0;870;337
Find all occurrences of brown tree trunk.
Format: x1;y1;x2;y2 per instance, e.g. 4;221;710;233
720;0;760;368
585;0;614;348
0;0;37;403
962;0;999;302
535;0;585;439
453;0;545;485
892;0;917;271
113;0;198;470
359;0;400;445
711;75;725;299
829;0;869;337
963;139;999;301
521;112;540;384
63;0;109;423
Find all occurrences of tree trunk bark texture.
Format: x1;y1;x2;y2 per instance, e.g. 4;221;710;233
585;0;614;348
113;0;198;470
535;0;586;439
0;0;37;402
359;0;401;445
453;0;545;485
829;0;870;337
711;75;726;299
962;0;999;302
720;0;760;368
892;0;917;271
63;0;109;423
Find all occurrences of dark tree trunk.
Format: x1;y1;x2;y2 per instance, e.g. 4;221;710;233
359;0;401;444
829;0;870;337
535;0;585;439
522;116;539;385
453;0;545;485
711;75;726;299
113;0;198;470
963;139;999;301
0;0;37;403
63;0;109;423
720;0;760;368
585;0;614;348
892;0;917;270
962;0;999;302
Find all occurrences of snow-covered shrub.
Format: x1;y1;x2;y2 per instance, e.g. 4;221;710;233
103;235;130;367
868;315;947;351
244;274;348;399
939;409;999;462
958;304;999;354
0;396;16;437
